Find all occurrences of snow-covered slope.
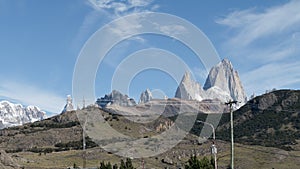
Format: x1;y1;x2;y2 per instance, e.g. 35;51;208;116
0;100;46;129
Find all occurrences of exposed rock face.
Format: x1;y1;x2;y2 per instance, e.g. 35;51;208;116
62;95;74;113
139;89;153;104
0;101;46;129
175;72;205;101
204;59;247;106
96;90;136;107
0;149;20;169
257;93;277;110
175;59;247;108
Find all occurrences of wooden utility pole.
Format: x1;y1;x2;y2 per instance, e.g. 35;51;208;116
225;100;238;169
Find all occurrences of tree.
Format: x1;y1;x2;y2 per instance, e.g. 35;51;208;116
185;155;214;169
120;158;135;169
113;164;118;169
99;161;113;169
99;158;135;169
73;163;80;169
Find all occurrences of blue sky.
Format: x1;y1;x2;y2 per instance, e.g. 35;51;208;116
0;0;299;115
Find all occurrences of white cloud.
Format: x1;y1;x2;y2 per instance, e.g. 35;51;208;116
74;0;155;46
88;0;155;16
216;0;300;96
158;24;187;37
217;0;300;46
233;33;298;64
74;0;158;53
242;61;300;95
108;14;143;37
0;81;66;115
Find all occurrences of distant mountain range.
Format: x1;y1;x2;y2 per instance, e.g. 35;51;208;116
0;90;299;157
97;59;247;108
96;90;137;107
0;100;46;129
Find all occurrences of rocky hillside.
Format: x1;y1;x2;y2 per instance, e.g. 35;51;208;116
0;98;225;154
0;150;20;169
0;110;83;152
216;89;300;150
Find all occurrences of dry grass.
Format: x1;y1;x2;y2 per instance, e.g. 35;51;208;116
10;139;300;169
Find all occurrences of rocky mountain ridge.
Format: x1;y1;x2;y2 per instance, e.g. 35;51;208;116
175;59;247;108
96;90;136;107
0;100;46;129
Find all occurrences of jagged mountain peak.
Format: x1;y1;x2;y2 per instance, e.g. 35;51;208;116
175;71;204;101
221;58;232;66
182;71;191;81
0;100;47;129
203;58;247;105
203;58;234;90
139;89;153;104
175;59;247;108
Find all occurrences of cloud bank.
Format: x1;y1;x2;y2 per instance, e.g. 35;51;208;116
0;81;65;115
216;0;300;95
